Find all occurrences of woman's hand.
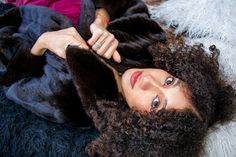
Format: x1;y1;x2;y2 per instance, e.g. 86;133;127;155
87;9;121;63
31;27;89;59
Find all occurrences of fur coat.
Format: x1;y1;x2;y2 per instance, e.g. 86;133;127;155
0;1;165;126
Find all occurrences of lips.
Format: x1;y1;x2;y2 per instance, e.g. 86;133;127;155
130;71;142;88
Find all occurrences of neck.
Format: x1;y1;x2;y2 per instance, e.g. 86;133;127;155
99;58;125;98
112;68;125;97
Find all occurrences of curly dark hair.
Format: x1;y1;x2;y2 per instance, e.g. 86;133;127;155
85;36;235;157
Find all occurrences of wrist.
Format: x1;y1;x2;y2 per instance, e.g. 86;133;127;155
95;9;110;28
31;33;47;56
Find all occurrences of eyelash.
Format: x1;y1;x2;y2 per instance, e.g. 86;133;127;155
164;76;175;86
151;76;175;110
151;96;160;110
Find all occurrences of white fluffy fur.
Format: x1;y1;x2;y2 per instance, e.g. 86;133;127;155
203;120;236;157
185;37;236;89
146;1;236;156
147;0;236;89
148;0;236;45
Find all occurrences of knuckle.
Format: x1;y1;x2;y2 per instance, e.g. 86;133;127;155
68;27;77;34
104;52;112;59
96;29;103;36
109;34;115;39
68;27;75;31
103;32;108;37
114;39;118;45
67;27;73;31
97;49;103;55
92;45;97;50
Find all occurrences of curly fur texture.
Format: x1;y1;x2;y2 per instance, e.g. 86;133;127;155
85;35;235;157
148;0;236;45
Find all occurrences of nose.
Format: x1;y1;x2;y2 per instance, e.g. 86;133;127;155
140;75;158;90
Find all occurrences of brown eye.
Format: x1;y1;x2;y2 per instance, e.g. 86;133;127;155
164;77;174;86
151;97;160;109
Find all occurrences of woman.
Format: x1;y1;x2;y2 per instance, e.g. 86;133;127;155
0;2;235;157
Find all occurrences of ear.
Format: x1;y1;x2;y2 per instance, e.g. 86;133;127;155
66;46;119;103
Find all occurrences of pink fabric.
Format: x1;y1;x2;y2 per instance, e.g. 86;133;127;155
6;0;81;26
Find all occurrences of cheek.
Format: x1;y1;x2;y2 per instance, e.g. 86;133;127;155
164;88;191;110
126;92;151;112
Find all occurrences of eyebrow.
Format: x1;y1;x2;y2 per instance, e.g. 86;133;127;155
173;78;182;88
162;79;182;109
162;99;168;109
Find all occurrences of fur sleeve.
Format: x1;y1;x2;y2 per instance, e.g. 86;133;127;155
94;0;134;19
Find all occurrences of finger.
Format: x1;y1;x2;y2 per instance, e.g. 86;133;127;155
87;28;103;46
92;42;102;51
91;32;109;52
96;34;115;55
66;27;89;49
72;33;89;49
76;42;89;49
103;40;119;59
64;34;89;50
96;31;109;44
112;50;121;63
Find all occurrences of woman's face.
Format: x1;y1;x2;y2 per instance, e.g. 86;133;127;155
121;68;193;112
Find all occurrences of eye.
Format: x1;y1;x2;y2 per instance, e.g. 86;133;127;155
164;76;175;86
151;97;160;109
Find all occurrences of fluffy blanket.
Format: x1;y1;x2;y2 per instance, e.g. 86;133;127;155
147;0;236;156
0;85;98;157
148;0;236;89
